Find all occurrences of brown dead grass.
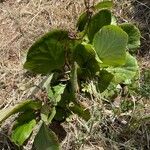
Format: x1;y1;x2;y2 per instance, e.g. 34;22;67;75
0;0;85;107
0;0;149;150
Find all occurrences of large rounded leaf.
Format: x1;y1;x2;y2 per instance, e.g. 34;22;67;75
34;122;60;150
93;25;128;66
119;23;141;50
76;12;88;32
107;52;139;84
73;44;100;77
24;30;72;74
88;9;111;42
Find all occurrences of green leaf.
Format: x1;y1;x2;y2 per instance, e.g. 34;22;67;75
34;122;60;150
12;120;36;146
76;12;89;32
0;100;41;124
88;9;111;42
121;99;134;112
119;23;141;50
48;83;69;122
24;30;72;74
43;74;54;91
73;44;100;77
69;101;90;121
54;107;70;122
53;83;74;122
48;84;66;104
97;70;114;93
94;1;113;10
101;82;119;99
53;82;79;122
41;105;56;124
107;52;139;84
53;83;91;122
111;15;117;25
11;111;36;146
93;25;128;66
14;110;36;124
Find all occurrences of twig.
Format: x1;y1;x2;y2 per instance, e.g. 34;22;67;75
134;0;150;10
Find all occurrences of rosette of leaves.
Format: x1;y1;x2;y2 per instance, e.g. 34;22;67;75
0;1;140;150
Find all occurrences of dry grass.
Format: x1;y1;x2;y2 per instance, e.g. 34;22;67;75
0;0;85;107
0;0;149;150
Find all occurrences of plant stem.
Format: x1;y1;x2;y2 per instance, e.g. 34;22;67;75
70;62;79;100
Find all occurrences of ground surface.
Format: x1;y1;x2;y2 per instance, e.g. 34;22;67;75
0;0;150;150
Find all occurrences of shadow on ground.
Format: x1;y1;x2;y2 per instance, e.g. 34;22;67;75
132;0;150;56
